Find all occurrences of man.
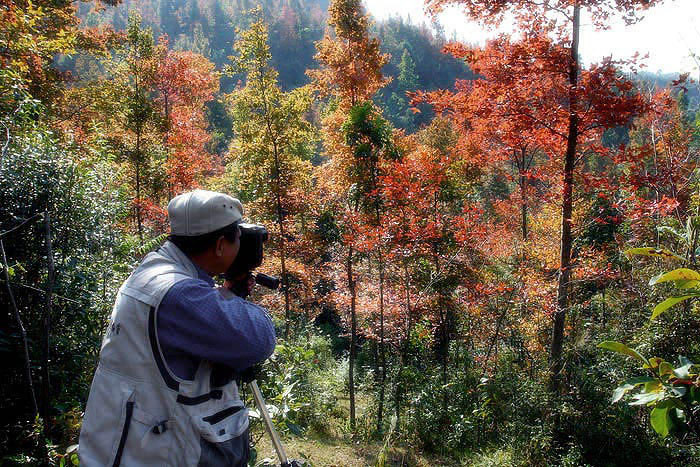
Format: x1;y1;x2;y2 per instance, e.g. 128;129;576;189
79;190;276;466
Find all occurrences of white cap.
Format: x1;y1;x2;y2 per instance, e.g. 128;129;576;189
168;190;243;236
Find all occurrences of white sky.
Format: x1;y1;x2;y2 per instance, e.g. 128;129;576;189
363;0;700;75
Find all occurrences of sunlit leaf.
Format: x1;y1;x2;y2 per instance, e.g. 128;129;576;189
675;279;700;289
598;341;648;365
611;377;654;403
649;268;700;286
673;362;693;380
644;380;663;393
658;361;674;377
629;391;664;406
645;357;664;369
673;408;687;424
669;386;687;398
624;247;684;261
657;225;686;241
650;405;671;437
651;296;695;320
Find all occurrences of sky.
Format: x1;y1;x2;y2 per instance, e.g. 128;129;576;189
363;0;700;75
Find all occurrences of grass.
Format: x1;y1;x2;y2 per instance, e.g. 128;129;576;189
251;427;458;466
249;389;457;466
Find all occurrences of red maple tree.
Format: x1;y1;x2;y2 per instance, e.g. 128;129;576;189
418;0;664;389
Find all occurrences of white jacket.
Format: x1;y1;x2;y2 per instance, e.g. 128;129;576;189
79;241;248;466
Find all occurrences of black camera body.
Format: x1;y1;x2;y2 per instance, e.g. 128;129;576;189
225;223;279;290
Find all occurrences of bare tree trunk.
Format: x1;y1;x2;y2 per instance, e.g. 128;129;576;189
1;239;39;416
164;93;173;200
41;212;55;445
549;2;580;393
260;81;292;338
373;198;387;434
347;246;357;430
520;148;528;244
431;191;449;420
135;158;143;243
272;149;291;339
395;260;412;423
377;247;386;434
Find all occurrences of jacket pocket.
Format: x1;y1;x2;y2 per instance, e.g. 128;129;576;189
195;404;249;467
118;404;177;466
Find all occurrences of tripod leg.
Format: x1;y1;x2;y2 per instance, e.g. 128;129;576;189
249;380;289;467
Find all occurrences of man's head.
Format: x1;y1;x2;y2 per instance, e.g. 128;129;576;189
167;190;243;275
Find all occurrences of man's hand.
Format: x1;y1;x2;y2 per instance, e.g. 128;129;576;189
224;272;255;299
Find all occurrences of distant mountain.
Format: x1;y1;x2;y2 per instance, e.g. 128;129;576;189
75;0;472;132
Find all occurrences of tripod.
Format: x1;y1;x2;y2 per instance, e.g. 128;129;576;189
249;380;303;467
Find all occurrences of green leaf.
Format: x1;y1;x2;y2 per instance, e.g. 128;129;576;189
675;279;700;289
630;391;664;406
691;386;700;403
659;361;675;377
644;380;663;393
650;405;672;437
625;247;684;261
1;263;18;279
286;420;303;436
669;386;687;398
652;296;695;320
657;225;686;241
611;377;655;403
598;341;648;365
673;363;693;380
649;268;700;286
645;357;664;369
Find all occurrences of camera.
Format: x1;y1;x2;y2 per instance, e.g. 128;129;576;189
224;223;280;290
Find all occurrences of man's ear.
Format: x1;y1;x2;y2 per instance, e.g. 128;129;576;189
215;235;226;257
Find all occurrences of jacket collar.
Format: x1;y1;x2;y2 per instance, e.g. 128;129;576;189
161;241;215;287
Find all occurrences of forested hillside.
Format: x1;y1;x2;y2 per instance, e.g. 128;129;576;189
71;0;471;134
2;0;700;465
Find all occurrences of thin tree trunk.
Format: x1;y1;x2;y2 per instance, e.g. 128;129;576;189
549;2;580;392
134;75;144;243
395;260;412;423
482;297;507;378
1;239;39;416
272;154;291;338
135;158;143;243
259;76;292;338
431;191;449;420
41;212;55;444
347;245;357;430
374;199;387;433
164;93;173;200
520;147;528;244
519;147;529;364
435;255;448;419
377;247;386;434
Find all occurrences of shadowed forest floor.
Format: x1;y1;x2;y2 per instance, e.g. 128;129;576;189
250;391;459;466
252;429;456;467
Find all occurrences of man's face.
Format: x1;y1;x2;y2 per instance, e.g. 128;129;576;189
215;226;240;274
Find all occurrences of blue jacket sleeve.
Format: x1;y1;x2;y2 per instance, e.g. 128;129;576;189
158;279;276;371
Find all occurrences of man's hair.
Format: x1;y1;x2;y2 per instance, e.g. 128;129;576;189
168;221;240;256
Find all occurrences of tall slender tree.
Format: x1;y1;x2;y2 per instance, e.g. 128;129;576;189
421;0;664;391
308;0;390;429
226;8;316;337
